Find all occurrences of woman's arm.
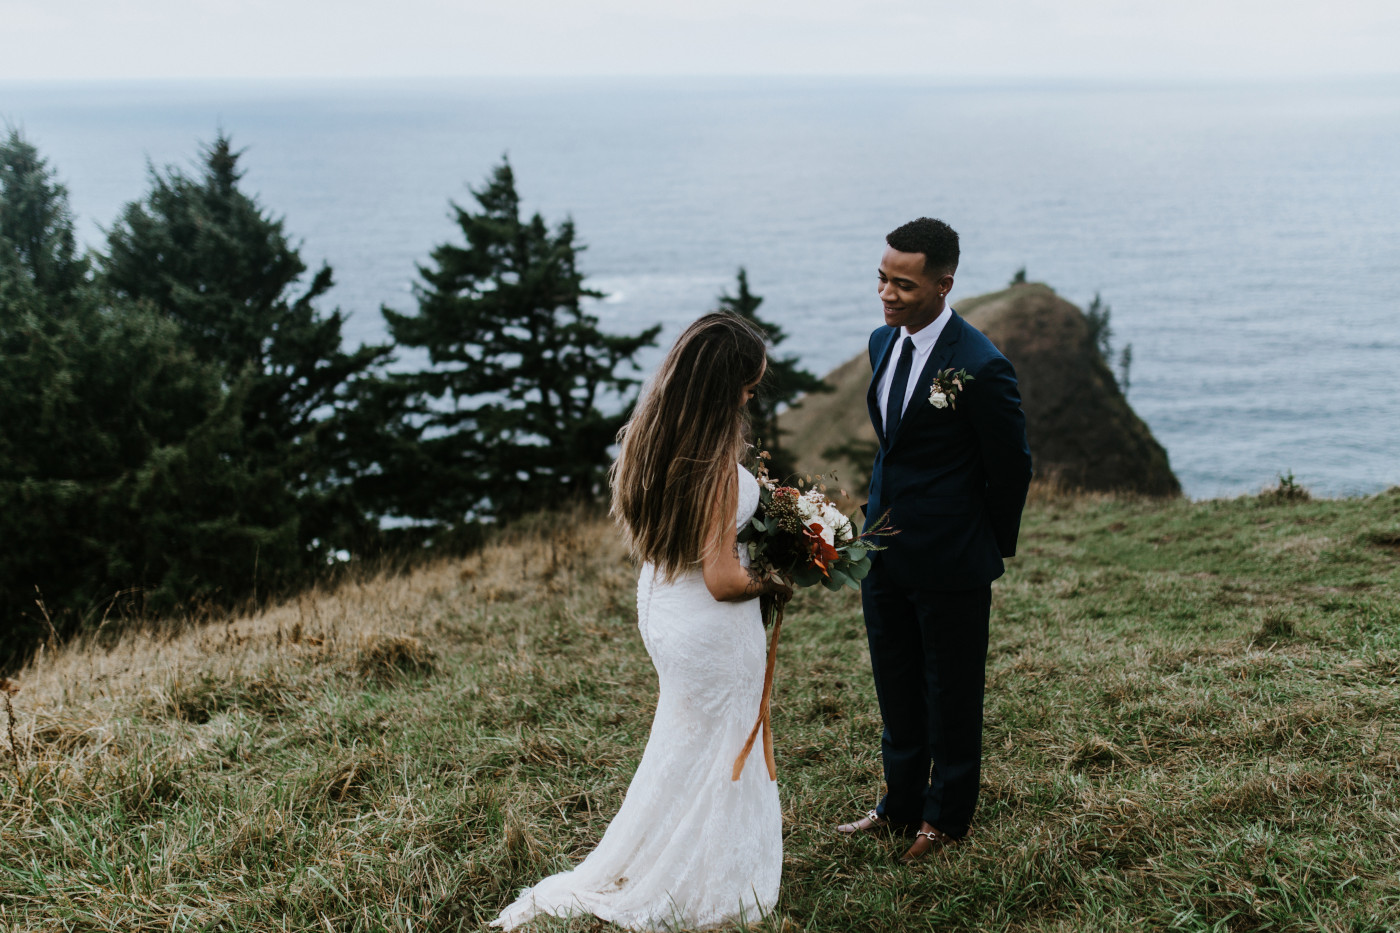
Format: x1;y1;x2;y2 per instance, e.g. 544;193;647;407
701;475;790;602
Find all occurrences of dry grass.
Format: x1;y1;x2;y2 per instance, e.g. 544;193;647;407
2;491;1399;931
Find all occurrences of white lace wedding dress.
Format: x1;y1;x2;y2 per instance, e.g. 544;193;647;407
492;464;781;931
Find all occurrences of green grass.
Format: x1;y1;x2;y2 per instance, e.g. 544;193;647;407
2;491;1399;931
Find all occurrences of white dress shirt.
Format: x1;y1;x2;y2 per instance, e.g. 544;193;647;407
876;308;953;429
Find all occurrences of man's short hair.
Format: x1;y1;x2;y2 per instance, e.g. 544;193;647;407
886;218;959;277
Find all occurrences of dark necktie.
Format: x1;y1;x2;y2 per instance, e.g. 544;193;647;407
884;336;915;439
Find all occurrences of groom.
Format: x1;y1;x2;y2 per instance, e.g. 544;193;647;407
837;218;1032;863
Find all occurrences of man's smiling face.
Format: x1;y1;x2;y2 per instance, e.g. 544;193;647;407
877;246;952;335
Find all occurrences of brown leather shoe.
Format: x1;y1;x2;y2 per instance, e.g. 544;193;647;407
897;823;957;864
836;809;913;838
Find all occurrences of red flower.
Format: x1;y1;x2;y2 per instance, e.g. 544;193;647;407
802;522;841;576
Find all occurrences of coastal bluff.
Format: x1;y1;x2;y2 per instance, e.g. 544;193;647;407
777;282;1181;499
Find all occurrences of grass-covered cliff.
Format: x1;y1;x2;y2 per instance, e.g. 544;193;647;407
2;488;1398;931
779;283;1181;502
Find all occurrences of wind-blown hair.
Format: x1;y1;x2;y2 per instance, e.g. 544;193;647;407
610;312;767;581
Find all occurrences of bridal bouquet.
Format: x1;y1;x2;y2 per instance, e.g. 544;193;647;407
738;462;889;594
732;454;895;782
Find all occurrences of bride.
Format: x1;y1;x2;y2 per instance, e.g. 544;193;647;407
492;312;792;931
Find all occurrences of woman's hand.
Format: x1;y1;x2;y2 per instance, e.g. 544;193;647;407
758;575;793;626
702;537;775;603
765;575;793;602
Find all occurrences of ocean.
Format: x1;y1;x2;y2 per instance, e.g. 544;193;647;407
3;77;1398;499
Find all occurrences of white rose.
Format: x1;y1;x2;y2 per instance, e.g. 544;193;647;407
821;504;852;543
928;390;948;409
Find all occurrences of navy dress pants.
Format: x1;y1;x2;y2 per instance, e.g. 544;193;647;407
861;560;991;839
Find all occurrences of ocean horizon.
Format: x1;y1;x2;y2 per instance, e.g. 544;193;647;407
4;75;1398;499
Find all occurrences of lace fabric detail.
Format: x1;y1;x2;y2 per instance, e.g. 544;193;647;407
734;464;759;569
492;464;779;931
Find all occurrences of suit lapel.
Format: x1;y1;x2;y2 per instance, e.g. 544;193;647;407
888;311;963;448
867;327;899;447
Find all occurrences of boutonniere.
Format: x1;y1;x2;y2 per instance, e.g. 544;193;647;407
928;367;974;409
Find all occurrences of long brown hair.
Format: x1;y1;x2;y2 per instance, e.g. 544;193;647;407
610;312;767;580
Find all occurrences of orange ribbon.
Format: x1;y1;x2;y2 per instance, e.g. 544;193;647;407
731;595;788;782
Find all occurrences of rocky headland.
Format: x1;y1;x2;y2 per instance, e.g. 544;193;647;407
778;282;1181;499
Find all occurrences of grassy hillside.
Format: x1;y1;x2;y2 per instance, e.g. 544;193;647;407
777;351;877;504
2;491;1399;931
777;283;1181;502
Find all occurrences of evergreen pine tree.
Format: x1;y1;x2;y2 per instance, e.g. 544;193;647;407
1085;291;1130;394
103;134;390;563
716;268;830;479
380;159;659;524
0;132;289;663
1085;292;1113;363
0;131;87;299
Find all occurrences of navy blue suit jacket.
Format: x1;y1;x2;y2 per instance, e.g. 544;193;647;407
863;311;1033;591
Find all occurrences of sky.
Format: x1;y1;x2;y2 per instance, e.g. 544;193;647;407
2;0;1398;81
